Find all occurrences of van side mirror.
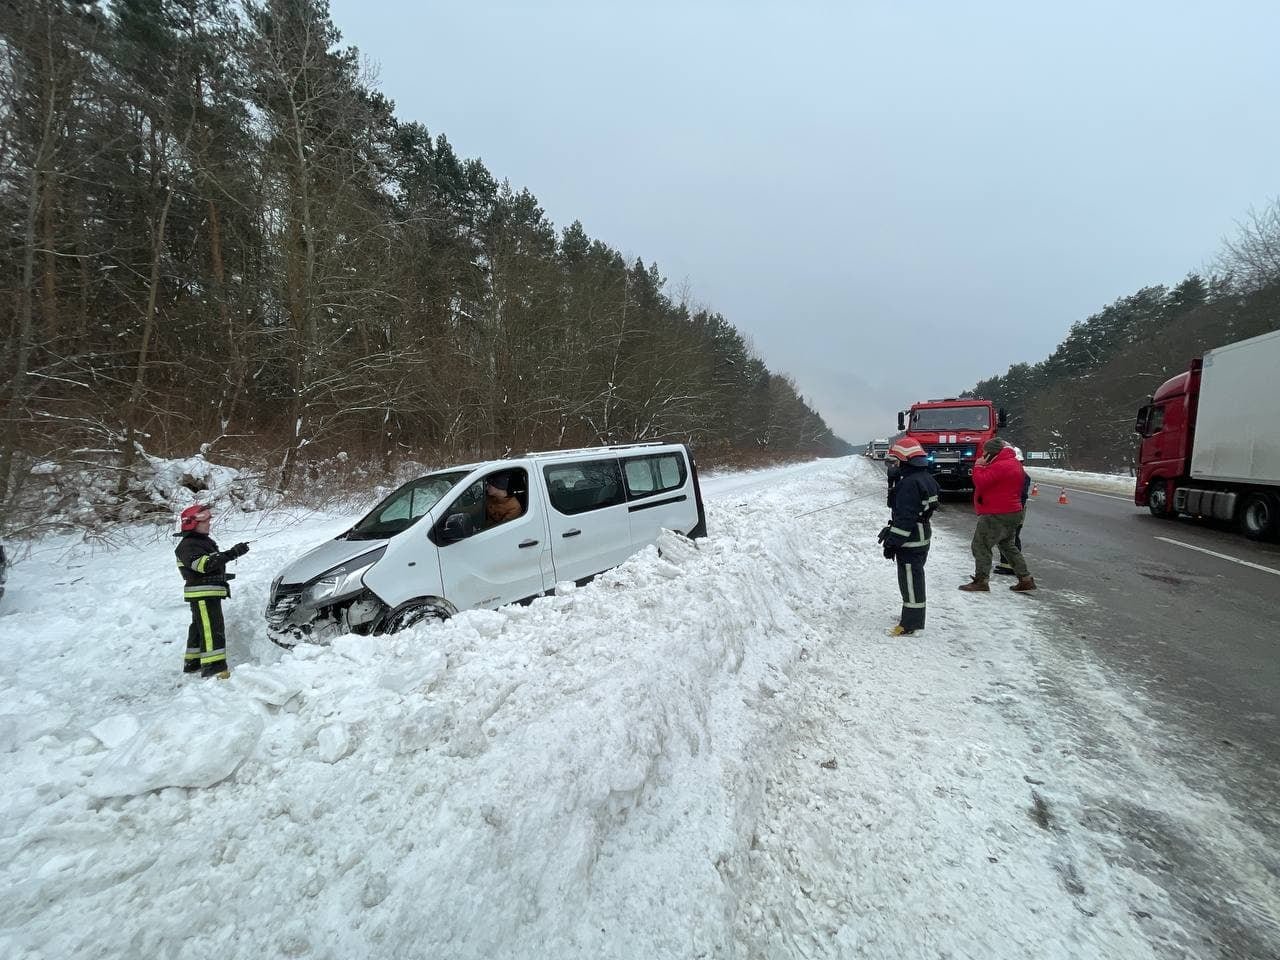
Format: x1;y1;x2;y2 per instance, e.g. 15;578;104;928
997;408;1008;429
438;513;474;545
897;412;905;432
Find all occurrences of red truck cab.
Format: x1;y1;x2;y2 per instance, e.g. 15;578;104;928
1134;362;1200;516
896;398;1007;491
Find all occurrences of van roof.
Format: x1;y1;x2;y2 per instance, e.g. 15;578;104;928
431;442;686;476
524;441;673;459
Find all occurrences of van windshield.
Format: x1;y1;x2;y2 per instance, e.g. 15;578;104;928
911;406;991;431
346;471;471;540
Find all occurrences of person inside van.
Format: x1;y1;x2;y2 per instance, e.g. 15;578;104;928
485;474;523;526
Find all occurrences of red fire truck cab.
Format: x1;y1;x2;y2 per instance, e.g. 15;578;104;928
895;398;1007;491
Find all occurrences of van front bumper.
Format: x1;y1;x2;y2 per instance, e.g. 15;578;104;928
266;582;313;648
265;581;362;648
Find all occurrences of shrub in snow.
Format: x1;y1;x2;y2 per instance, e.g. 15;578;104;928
6;449;280;534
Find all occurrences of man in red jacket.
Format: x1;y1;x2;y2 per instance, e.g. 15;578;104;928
960;439;1037;592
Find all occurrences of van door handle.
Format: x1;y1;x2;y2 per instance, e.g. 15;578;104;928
562;529;581;538
518;539;539;548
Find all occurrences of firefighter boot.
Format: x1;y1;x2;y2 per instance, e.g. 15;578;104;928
958;577;990;592
1010;577;1037;592
888;625;917;637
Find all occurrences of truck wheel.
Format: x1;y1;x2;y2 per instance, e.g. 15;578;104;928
1239;492;1279;542
1146;479;1174;518
374;599;452;635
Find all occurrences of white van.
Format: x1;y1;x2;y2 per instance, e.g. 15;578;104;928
266;443;707;646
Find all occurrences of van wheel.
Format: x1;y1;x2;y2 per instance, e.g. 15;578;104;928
374;599;452;635
1239;492;1279;542
1147;479;1174;518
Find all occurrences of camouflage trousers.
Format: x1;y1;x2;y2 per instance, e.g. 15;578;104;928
972;511;1029;579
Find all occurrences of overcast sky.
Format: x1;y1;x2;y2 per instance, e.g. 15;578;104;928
328;0;1280;443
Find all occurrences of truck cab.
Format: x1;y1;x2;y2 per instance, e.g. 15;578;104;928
1134;364;1198;516
895;398;1007;491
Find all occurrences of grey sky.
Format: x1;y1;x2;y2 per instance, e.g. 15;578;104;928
329;0;1280;443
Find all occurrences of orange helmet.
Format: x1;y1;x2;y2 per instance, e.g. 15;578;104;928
888;439;926;462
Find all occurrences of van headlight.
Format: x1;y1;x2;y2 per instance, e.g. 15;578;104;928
303;549;385;608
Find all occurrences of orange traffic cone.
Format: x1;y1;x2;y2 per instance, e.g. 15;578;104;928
1030;482;1039;498
1057;488;1069;505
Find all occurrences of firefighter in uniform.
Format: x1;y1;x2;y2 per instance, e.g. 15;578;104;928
878;439;941;637
175;504;249;678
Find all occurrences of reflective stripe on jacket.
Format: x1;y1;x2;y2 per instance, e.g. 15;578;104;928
176;532;233;599
885;463;941;550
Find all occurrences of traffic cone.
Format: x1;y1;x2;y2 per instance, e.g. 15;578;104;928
1030;482;1039;498
1057;488;1069;505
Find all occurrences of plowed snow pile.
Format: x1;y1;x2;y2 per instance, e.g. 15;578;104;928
1;458;1184;958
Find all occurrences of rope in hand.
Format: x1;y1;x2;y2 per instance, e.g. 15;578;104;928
791;493;873;520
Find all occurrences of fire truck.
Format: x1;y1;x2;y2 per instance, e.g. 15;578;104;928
894;398;1007;491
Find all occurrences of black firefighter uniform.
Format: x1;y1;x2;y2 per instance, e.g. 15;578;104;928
175;533;245;676
881;460;941;632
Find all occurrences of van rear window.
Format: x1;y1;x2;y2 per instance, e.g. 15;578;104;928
544;459;626;515
622;453;686;498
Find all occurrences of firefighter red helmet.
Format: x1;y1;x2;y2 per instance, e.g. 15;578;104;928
888;439;926;462
179;504;211;532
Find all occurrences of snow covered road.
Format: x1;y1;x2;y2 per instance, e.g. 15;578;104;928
1;457;1270;958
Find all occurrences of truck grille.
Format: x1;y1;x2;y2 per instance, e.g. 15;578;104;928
926;444;977;462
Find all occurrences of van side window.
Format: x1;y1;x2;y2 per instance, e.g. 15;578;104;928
435;468;528;544
622;453;687;498
623;459;656;495
544;459;625;515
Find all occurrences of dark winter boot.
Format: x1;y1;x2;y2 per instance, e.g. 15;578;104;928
1010;577;1037;592
958;577;990;592
993;562;1016;576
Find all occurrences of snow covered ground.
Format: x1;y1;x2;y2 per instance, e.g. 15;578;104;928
0;457;1231;958
1025;466;1137;499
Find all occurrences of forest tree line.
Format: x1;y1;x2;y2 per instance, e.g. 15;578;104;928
1;0;846;525
963;202;1280;471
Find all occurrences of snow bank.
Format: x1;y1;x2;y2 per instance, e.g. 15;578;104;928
1026;466;1136;498
1;473;825;959
0;457;1190;959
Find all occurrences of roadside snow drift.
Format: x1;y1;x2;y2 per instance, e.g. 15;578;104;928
4;466;823;959
1;458;1195;959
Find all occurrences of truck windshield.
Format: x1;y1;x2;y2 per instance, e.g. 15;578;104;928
911;406;991;431
346;471;471;540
